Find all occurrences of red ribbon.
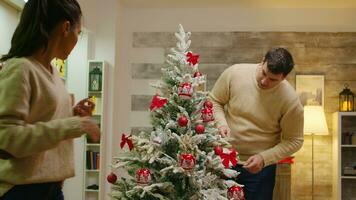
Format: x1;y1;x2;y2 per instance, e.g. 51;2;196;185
186;52;199;66
120;133;133;151
220;149;238;168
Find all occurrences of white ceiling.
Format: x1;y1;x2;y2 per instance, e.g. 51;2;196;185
119;0;356;8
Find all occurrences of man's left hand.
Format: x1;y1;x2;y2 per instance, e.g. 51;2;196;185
243;154;265;174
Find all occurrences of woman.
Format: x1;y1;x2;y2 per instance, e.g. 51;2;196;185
0;0;100;199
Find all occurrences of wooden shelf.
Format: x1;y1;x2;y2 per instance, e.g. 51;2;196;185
86;169;100;172
341;145;356;147
85;189;99;192
88;90;102;94
333;112;356;200
86;143;100;147
83;60;108;200
341;176;356;179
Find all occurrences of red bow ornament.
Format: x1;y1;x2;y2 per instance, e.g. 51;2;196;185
186;51;199;66
149;95;167;111
219;149;238;168
120;133;134;151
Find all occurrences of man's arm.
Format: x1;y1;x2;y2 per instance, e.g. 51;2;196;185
208;67;233;136
258;98;304;167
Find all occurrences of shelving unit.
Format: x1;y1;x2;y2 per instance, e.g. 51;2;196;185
83;60;108;200
332;112;356;200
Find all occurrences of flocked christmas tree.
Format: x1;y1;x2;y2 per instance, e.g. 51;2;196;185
108;24;245;200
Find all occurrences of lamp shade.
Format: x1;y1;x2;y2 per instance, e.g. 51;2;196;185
304;106;328;135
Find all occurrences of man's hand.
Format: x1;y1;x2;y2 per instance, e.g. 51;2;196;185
243;154;265;174
73;98;95;117
218;125;231;137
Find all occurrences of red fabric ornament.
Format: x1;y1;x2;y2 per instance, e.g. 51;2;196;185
227;185;245;200
179;153;196;170
149;95;167;111
120;133;133;151
193;71;202;77
219;149;238;168
107;172;117;184
178;116;188;127
203;100;213;109
178;82;193;99
214;146;223;155
278;156;294;164
195;124;205;134
186;51;199;66
136;168;152;185
201;107;214;122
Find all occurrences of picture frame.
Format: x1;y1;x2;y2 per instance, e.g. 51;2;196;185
295;74;324;107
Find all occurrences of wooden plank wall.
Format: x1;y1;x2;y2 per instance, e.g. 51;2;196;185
130;32;356;200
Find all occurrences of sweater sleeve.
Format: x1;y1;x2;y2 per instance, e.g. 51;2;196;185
208;67;232;128
259;98;304;166
0;61;84;158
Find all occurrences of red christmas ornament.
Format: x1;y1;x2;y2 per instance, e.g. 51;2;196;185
178;116;188;127
193;71;202;78
186;51;200;66
204;100;213;109
214;146;223;155
107;172;117;184
149;95;167;111
136;168;152;185
201;107;214;122
179;153;196;170
195;124;205;134
178;82;193;99
227;185;245;200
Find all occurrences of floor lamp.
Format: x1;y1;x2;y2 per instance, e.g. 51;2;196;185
304;106;329;200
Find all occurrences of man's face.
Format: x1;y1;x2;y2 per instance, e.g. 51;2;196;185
256;62;285;89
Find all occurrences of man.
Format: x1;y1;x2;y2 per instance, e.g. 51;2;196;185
209;47;304;200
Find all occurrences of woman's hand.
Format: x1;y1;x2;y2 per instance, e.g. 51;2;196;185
80;116;100;143
73;98;95;117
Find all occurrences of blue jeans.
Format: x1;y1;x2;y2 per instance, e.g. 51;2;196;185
233;164;277;200
0;182;64;200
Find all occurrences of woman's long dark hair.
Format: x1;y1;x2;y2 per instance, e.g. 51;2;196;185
0;0;82;62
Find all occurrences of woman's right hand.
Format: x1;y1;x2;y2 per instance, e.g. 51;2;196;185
80;116;100;142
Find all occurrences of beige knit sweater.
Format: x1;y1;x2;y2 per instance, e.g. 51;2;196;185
209;64;304;166
0;57;85;196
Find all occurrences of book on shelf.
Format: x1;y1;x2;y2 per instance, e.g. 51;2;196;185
86;150;100;170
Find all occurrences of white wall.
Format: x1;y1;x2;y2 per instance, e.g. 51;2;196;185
0;0;18;56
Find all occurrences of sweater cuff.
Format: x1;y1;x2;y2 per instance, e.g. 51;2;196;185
258;151;276;167
216;120;228;129
63;116;84;139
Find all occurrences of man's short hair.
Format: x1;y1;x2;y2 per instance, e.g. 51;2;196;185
263;47;294;76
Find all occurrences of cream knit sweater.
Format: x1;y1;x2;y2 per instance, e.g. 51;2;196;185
209;64;304;166
0;57;85;196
